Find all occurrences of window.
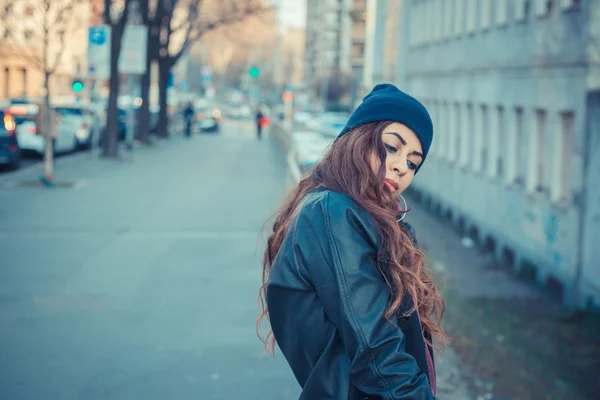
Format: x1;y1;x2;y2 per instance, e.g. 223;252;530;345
453;103;461;162
428;101;437;156
460;103;473;168
536;0;554;16
24;30;33;40
515;0;531;21
495;106;505;178
436;0;444;41
24;5;33;16
496;0;508;25
551;112;574;201
21;68;26;97
534;110;549;192
454;0;464;36
438;102;447;160
511;107;526;185
445;0;454;38
444;103;455;161
4;67;9;98
477;105;489;172
410;1;418;46
481;0;492;29
466;0;477;33
560;0;581;10
421;0;430;44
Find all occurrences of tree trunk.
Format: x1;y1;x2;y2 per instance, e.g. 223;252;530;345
157;56;170;138
104;23;124;157
137;26;154;144
42;74;54;181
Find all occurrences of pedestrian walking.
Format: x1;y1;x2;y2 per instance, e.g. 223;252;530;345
257;84;444;399
255;106;264;140
183;102;194;138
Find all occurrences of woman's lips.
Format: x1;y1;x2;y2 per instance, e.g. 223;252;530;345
384;178;399;192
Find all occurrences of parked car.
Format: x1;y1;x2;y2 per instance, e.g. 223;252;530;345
0;112;22;169
7;103;44;155
291;130;334;172
195;104;221;133
53;104;100;150
305;112;349;138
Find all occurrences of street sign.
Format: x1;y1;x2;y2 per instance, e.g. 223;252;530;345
118;25;148;74
201;65;213;83
87;25;111;79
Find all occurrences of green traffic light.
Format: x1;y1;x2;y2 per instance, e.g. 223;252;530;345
72;81;83;93
249;67;259;78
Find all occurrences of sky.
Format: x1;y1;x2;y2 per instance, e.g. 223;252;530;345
278;0;306;29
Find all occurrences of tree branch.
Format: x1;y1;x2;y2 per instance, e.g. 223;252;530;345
170;0;270;66
48;0;82;75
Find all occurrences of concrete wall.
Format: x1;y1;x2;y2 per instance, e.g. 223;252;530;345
398;0;598;307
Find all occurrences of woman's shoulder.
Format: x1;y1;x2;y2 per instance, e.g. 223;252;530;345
294;189;378;240
297;189;368;220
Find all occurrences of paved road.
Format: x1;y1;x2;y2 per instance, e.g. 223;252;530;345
0;121;300;399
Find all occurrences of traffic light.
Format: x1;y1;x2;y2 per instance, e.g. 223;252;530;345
282;91;293;102
72;79;84;93
249;67;259;78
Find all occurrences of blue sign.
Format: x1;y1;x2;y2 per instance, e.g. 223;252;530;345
167;71;174;88
89;26;107;46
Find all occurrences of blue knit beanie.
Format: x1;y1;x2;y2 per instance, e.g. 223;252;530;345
338;83;433;171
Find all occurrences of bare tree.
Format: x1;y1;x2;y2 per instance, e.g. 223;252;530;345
0;0;85;183
103;0;132;157
196;13;277;90
136;0;161;144
153;0;270;137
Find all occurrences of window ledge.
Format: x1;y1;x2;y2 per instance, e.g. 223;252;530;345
507;182;525;192
551;198;571;212
527;188;550;202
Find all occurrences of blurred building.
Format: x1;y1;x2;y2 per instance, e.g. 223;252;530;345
349;0;367;104
281;27;305;87
397;0;599;307
304;0;352;93
349;0;401;107
0;1;91;102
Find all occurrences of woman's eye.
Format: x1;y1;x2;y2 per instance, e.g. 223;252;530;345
407;161;417;171
384;144;397;154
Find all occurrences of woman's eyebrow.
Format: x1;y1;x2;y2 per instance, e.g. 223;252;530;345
384;132;424;158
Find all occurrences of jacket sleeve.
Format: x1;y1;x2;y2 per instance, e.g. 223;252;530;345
296;192;436;400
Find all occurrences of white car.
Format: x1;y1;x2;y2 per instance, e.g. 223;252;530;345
306;112;349;138
292;130;334;172
12;103;99;155
53;105;99;150
9;104;44;154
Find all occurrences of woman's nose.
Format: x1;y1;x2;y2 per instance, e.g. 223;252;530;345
392;158;408;175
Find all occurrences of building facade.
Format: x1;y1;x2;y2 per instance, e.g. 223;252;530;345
397;0;599;307
350;0;401;106
305;0;352;95
0;0;91;103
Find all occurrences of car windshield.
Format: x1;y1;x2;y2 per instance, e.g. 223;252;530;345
54;107;83;117
12;115;35;125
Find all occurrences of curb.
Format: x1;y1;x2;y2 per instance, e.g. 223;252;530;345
0;151;91;183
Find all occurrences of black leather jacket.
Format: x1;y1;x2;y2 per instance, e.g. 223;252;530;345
267;189;437;400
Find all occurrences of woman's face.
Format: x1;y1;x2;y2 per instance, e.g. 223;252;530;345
370;122;423;195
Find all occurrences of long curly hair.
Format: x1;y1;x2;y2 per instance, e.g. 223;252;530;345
257;121;446;353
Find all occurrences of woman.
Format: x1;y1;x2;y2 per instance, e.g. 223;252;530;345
258;84;445;399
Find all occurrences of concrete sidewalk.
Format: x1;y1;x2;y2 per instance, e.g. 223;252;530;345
404;192;599;400
0;123;301;399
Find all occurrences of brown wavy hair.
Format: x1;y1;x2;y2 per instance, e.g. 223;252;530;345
257;121;446;353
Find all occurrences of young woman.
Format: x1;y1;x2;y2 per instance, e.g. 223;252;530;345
258;84;446;399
